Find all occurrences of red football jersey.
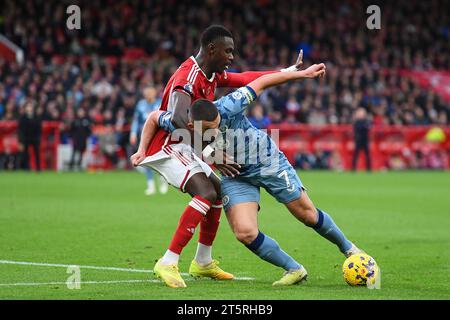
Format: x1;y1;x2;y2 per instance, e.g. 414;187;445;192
146;56;227;156
145;56;277;156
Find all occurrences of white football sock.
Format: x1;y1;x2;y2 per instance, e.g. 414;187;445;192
159;175;168;194
160;249;180;266
147;179;155;189
194;243;213;266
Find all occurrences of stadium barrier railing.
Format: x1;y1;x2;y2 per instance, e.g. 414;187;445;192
1;121;449;171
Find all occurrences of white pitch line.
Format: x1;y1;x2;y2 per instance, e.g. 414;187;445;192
0;259;255;281
0;280;157;287
0;276;257;287
0;260;152;273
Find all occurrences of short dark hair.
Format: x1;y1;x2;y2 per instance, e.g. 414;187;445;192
200;25;233;47
191;99;218;121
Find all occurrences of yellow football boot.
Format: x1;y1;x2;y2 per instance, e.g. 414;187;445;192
153;259;186;288
189;259;234;280
272;266;308;286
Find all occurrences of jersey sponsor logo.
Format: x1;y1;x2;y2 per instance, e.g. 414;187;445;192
231;91;243;100
184;82;193;94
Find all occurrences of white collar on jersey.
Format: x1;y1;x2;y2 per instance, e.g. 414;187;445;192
190;56;216;83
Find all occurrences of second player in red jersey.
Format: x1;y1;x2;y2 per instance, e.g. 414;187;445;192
147;55;279;157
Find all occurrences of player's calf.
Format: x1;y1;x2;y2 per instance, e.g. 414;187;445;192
286;194;354;254
285;192;318;226
159;195;212;268
226;202;303;272
195;199;223;266
245;230;304;272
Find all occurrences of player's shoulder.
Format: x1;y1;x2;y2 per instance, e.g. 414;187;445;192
174;57;198;79
171;57;201;94
176;56;195;71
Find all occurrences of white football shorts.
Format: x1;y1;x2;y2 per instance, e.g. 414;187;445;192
139;143;217;192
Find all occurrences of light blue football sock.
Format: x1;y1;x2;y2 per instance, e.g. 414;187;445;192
312;209;352;253
145;168;154;181
246;231;302;271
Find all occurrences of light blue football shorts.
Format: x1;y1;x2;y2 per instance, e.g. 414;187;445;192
220;155;304;211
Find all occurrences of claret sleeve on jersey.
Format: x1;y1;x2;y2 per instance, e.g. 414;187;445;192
214;86;257;117
217;70;278;88
158;111;176;133
171;69;195;98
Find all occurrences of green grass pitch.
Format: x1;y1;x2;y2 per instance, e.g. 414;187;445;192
0;170;449;300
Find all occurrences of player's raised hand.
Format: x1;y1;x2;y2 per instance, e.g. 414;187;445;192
299;63;326;78
130;150;146;167
294;49;303;69
280;50;303;72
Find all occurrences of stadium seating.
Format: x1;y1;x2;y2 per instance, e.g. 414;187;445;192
270;124;450;170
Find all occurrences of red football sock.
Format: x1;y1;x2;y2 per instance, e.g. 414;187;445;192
199;200;222;246
168;196;211;254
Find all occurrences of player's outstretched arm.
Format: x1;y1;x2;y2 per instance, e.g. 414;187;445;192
130;110;165;166
248;63;326;96
219;50;304;88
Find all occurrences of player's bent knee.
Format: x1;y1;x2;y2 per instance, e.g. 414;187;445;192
235;229;258;245
185;173;218;203
199;188;217;204
303;207;318;226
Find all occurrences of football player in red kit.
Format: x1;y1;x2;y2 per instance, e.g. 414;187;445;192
131;25;303;288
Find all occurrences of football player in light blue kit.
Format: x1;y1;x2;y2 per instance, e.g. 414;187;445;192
159;64;364;285
130;86;169;195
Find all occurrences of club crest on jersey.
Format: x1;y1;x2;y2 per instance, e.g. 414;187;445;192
184;83;193;94
219;125;228;133
216;137;229;149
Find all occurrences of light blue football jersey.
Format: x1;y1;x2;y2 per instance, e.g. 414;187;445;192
213;86;284;177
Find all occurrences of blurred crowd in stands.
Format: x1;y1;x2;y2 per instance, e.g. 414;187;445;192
0;0;449;170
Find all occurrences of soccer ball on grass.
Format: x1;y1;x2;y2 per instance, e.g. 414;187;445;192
342;253;379;287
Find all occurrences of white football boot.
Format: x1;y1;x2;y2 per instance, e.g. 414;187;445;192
145;180;156;196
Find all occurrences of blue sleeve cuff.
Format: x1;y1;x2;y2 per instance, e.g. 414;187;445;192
245;85;257;100
158;111;175;133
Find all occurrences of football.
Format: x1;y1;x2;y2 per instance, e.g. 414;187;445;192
342;253;379;287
